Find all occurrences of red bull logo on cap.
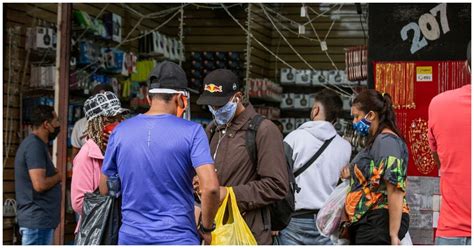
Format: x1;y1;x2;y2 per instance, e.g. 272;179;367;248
204;84;223;93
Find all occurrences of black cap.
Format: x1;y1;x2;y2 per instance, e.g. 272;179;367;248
196;69;241;106
148;61;189;93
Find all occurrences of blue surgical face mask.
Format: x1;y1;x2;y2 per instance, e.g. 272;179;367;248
208;97;238;126
353;113;371;136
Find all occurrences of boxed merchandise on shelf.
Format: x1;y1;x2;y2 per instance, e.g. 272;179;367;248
30;65;56;88
25;25;57;50
22;97;54;123
103;12;122;43
327;70;347;85
293;94;311;109
280;118;296;133
254;106;281;120
139;31;184;62
281;67;356;86
249;78;283;102
189;51;244;89
280;68;297;85
295;70;312;86
312;70;328;85
281;93;295;109
281;93;315;110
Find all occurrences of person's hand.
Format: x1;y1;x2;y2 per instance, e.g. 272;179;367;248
102;131;111;146
219;187;227;204
55;171;63;184
391;235;401;245
193;176;201;195
201;231;212;245
340;165;350;180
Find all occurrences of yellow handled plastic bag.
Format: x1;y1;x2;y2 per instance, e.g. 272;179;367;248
211;187;257;245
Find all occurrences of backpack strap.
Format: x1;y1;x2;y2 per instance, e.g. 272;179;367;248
245;115;271;231
293;135;336;178
246;115;265;167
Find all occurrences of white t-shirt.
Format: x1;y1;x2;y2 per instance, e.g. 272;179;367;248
71;117;88;148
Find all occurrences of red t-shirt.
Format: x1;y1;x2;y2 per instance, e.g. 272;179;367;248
428;84;471;237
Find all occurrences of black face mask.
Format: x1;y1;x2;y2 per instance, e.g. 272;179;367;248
48;126;61;141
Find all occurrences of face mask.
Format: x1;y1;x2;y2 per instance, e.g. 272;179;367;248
208;97;238;126
177;95;188;118
48;126;61;141
103;122;119;134
352;113;371;136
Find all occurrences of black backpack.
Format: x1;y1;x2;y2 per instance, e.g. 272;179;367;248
208;115;266;166
271;135;336;231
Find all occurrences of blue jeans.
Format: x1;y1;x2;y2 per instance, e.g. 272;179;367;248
435;237;471;245
19;227;55;245
276;217;333;245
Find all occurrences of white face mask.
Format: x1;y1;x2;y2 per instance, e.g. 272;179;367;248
208;96;238;126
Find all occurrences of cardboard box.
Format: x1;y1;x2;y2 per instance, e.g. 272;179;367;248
294;94;311;109
104;13;122;43
295;69;312;85
328;70;346;85
280;68;296;85
342;95;352;111
281;93;295;109
281;118;296;133
312;70;328;85
34;27;54;49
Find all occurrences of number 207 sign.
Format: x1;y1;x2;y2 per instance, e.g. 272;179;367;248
400;3;450;54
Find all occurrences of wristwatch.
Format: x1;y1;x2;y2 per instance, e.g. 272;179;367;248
199;222;216;233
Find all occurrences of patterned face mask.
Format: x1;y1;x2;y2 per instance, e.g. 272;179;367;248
208;97;238;126
353;113;371;136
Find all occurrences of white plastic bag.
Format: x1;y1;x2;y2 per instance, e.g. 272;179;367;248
316;180;350;238
401;231;413;245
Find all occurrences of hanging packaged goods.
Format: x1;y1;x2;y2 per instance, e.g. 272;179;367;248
373;60;470;177
345;46;367;81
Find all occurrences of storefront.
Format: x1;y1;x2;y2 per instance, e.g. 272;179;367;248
2;2;470;245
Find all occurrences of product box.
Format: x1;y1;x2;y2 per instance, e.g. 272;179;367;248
34;27;54;49
177;40;185;62
308;93;315;108
328;70;345;85
103;12;122;43
280;118;296;133
280;68;296;85
295;69;312;85
281;93;295;109
312;70;328;85
295;118;307;129
165;37;174;59
151;31;162;55
341;95;352;111
169;38;179;61
294;94;311;109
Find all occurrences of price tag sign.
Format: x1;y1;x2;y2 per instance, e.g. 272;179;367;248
416;66;433;81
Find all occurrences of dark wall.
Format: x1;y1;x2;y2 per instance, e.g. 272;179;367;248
368;3;471;88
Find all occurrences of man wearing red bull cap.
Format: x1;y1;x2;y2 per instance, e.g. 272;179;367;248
195;69;289;244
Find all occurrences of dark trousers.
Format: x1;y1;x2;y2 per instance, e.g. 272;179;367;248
349;209;410;245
